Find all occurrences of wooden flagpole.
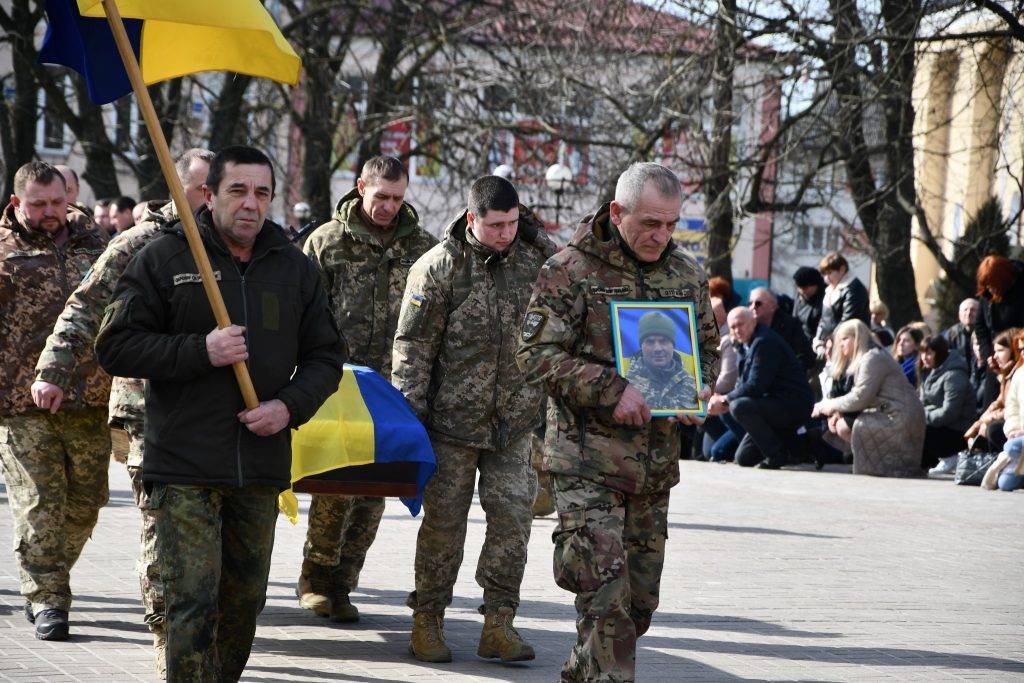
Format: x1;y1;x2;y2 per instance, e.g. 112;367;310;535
100;0;259;410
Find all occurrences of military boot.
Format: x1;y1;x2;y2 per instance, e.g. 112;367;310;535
34;608;69;641
409;611;452;663
328;583;360;624
296;559;332;616
153;627;167;679
477;606;535;662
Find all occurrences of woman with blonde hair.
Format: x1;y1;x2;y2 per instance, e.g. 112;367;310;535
812;319;926;476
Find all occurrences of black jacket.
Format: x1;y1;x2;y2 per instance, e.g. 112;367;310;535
96;209;345;489
942;322;975;368
976;260;1024;360
816;276;870;344
793;288;824;341
728;324;814;407
770;309;815;372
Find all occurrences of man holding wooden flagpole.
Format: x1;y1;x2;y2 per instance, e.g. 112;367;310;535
39;0;336;679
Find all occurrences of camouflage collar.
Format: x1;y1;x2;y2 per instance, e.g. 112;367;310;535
628;350;686;381
0;202;96;248
332;187;420;244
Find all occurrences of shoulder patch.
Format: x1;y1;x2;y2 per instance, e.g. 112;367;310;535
173;270;221;286
522;310;548;342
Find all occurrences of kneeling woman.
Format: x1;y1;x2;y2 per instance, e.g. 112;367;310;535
919;334;977;470
812;320;926;477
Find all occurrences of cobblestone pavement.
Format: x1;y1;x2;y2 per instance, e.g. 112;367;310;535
0;459;1021;681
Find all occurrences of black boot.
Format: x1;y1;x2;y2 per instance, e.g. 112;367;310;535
34;609;69;641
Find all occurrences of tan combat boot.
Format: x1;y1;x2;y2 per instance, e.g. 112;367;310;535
329;584;360;624
296;559;332;617
477;606;535;662
409;611;452;663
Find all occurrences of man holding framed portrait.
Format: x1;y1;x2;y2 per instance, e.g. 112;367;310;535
517;162;720;682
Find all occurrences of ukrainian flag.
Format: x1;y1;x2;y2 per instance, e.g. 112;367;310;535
39;0;300;104
278;365;436;523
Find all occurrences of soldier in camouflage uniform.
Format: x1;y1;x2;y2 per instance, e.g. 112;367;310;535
0;162;111;641
516;163;720;682
623;311;697;411
392;175;556;664
34;150;212;671
299;155;437;622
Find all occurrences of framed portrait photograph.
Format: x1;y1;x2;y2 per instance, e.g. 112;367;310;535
610;301;706;417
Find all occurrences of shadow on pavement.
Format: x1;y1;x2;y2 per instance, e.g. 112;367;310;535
667;522;842;539
638;634;1024;673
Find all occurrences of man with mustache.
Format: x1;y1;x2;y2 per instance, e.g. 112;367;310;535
96;145;344;680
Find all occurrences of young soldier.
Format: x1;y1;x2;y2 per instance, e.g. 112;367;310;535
0;162;110;641
34;149;212;673
517;162;720;682
298;155;437;622
393;175;556;663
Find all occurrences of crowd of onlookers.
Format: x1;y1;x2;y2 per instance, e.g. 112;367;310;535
694;252;1024;493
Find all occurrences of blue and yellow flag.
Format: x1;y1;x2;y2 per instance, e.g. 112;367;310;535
39;0;300;104
279;365;436;524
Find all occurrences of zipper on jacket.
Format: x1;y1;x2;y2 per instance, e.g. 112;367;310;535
232;259;250;488
490;260;506;450
635;266;651;490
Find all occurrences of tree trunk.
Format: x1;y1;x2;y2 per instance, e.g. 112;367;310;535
70;81;122;199
354;3;412;172
704;0;737;281
134;80;183;200
1;0;41;199
829;0;922;328
208;74;252;149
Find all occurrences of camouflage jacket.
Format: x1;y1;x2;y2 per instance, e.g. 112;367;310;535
35;202;176;435
0;203;109;416
516;205;720;495
623;352;697;411
392;205;557;450
303;188;437;378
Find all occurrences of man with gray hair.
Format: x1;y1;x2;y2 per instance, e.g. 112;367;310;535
518;161;720;681
33;147;212;675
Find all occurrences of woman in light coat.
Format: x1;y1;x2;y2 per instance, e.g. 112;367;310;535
812;320;926;477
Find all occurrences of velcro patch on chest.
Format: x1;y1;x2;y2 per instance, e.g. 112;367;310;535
399;257;417;267
172;271;221;286
588;285;631;296
522;309;548;342
662;287;694;299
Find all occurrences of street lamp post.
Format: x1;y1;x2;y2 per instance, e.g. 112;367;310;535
544;163;573;227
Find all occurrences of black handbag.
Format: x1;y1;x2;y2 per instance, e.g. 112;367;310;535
954;449;998;486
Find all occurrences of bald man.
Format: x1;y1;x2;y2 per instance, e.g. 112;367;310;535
54;165;80;205
748;287;814;372
706;307;813;468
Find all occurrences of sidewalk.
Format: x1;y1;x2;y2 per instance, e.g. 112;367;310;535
0;459;1022;681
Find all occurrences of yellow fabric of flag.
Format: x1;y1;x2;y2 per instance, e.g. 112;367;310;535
77;0;300;85
278;369;376;523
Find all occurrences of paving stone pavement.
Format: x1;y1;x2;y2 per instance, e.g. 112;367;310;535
0;458;1022;682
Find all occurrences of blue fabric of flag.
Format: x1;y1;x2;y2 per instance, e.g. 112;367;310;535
350;366;435;516
38;0;141;104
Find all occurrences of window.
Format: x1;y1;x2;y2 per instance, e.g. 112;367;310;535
37;72;70;153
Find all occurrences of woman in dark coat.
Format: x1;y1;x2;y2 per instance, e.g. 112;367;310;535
975;256;1024;363
813;252;870;356
919;335;977;472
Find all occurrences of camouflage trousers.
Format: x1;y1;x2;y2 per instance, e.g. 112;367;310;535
0;408;110;614
551;475;670;683
303;494;384;590
531;432;555;516
408;435;536;615
152;483;278;682
124;419;164;634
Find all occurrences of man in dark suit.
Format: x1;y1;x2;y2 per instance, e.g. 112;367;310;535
749;287;815;372
707;307;814;468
